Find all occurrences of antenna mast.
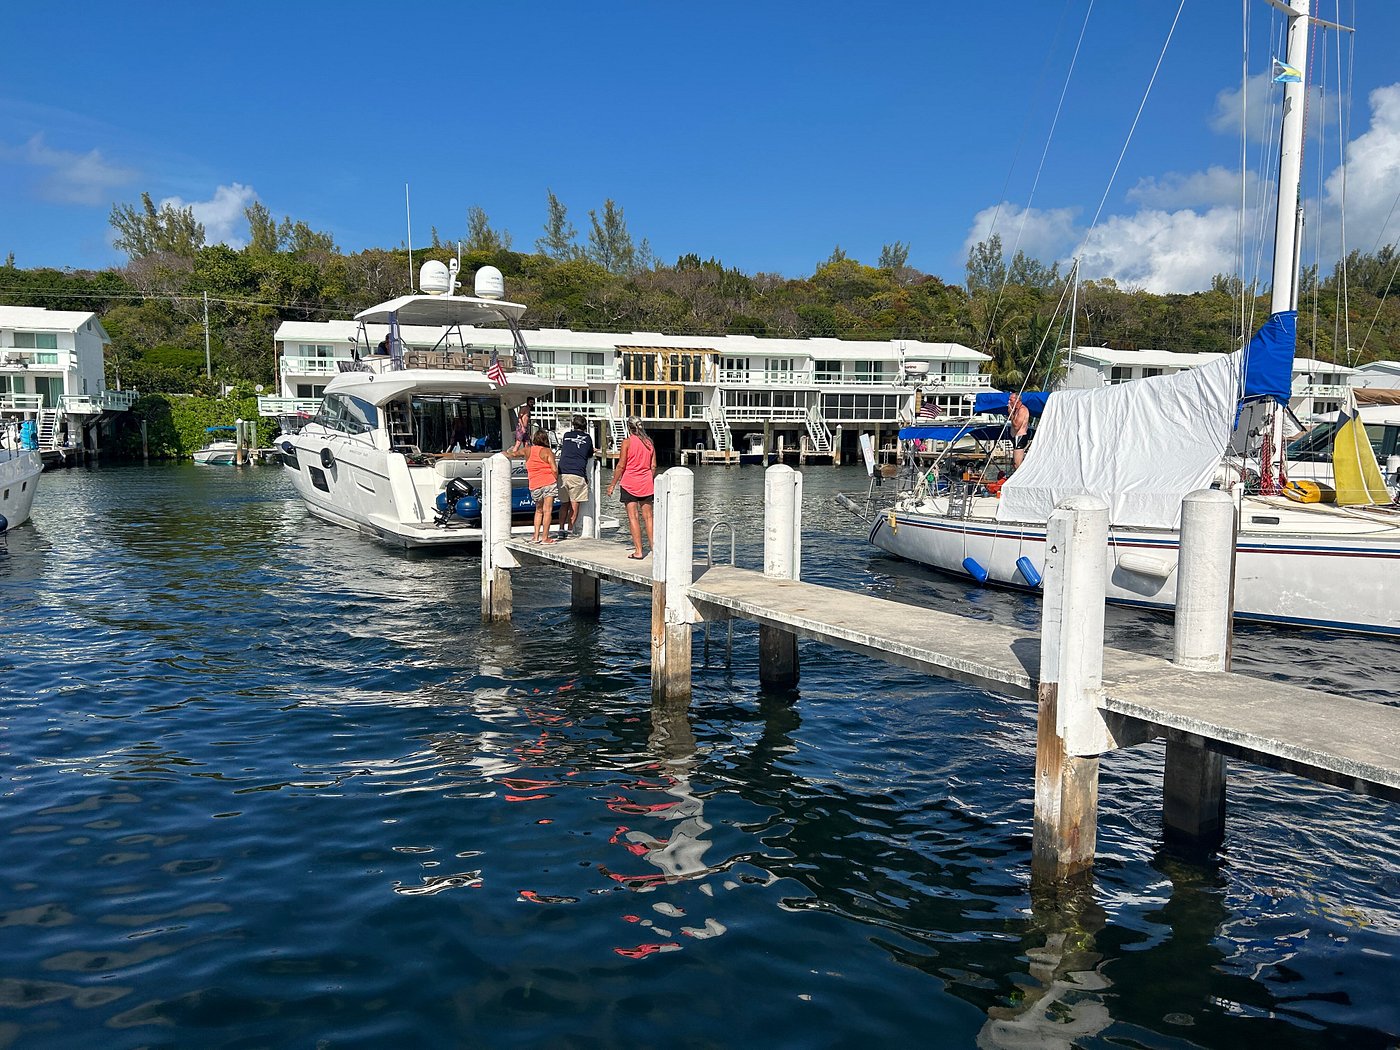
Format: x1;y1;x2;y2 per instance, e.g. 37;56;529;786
405;183;414;292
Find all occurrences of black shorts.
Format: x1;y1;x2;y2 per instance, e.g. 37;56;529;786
1014;434;1031;451
620;487;654;505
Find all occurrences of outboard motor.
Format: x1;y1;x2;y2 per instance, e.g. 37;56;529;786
434;477;481;526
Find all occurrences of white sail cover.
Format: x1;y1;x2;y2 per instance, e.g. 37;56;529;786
997;352;1242;528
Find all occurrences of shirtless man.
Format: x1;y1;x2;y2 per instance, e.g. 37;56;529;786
1009;392;1031;469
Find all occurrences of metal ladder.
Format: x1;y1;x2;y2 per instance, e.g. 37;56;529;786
695;518;736;669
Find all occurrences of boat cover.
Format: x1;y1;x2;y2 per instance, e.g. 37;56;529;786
1241;310;1296;403
972;391;1050;416
997;352;1242;528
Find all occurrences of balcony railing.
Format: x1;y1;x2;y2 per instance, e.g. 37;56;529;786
280;355;345;376
1295;383;1350;399
0;349;67;368
534;363;620;383
0;393;44;411
258;396;323;417
60;391;138;414
720;405;809;422
716;368;814;385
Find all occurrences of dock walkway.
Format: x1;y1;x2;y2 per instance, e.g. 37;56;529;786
482;460;1400;883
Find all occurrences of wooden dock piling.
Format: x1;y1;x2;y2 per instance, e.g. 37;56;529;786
1032;496;1110;885
760;465;802;689
1163;489;1235;849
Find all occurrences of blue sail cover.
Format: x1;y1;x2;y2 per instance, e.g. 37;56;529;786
1241;310;1296;402
897;423;1011;441
972;391;1050;416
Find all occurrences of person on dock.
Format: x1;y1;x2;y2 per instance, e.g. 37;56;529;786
608;416;656;559
555;414;595;540
1009;392;1031;469
508;429;559;544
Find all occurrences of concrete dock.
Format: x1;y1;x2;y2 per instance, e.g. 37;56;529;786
481;457;1400;885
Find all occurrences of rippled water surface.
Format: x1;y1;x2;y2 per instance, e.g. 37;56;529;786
2;463;1397;1049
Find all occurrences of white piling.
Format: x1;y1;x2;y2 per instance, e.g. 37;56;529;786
571;458;604;615
651;468;695;704
760;464;802;688
480;453;516;622
1164;488;1235;848
1032;495;1109;884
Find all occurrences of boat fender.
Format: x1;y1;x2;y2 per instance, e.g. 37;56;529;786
1117;551;1175;579
279;439;294;454
435;492;450;514
1283;479;1334;504
1015;556;1042;588
962;556;989;584
886;510;898;534
454;495;482;519
0;513;8;533
320;447;335;469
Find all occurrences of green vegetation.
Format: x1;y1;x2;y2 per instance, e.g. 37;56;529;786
115;390;266;459
0;193;1395;401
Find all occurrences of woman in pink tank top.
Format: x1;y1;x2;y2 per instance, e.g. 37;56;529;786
606;416;656;559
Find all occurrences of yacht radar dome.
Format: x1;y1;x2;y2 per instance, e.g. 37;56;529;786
474;265;505;300
903;361;929;375
420;260;451;295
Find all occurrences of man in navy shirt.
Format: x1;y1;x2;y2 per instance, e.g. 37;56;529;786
555;414;595;539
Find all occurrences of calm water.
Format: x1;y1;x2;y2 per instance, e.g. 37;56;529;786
2;463;1397;1049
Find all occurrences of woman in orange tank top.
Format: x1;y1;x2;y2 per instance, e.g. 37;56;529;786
606;417;656;559
508;429;559;543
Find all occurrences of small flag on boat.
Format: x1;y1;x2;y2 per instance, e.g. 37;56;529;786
486;350;508;387
917;400;942;420
1272;57;1303;84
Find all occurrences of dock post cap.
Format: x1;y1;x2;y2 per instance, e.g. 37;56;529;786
1053;494;1109;513
1182;488;1236;505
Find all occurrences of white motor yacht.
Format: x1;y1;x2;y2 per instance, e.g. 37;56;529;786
0;422;42;532
283;262;618;548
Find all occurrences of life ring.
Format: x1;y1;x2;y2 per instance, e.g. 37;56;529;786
320;448;335;469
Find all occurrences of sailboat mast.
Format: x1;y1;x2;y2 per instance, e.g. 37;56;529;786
1269;0;1310;314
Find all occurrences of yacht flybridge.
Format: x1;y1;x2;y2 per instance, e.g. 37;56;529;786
283;262;615;548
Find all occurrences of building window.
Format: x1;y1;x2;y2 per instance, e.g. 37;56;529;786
853;360;890;384
1109;366;1131;384
1141;367;1163;378
13;332;59;350
297;343;337;359
814;359;841;383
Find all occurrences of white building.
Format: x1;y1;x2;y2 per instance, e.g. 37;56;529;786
262;320;992;460
0;306;136;453
1352;360;1400;390
1065;346;1358;423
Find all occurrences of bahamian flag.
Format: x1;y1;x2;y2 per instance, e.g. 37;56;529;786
1272;57;1303;83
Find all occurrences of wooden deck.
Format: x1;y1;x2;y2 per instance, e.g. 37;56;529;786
506;542;1400;802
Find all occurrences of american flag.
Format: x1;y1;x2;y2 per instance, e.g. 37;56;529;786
485;349;508;387
917;399;942;420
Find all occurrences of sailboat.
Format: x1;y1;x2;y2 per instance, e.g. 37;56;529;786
850;0;1400;636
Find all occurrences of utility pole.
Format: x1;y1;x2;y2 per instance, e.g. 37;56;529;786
203;291;212;379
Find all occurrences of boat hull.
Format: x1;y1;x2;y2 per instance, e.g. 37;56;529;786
0;449;42;530
868;504;1400;636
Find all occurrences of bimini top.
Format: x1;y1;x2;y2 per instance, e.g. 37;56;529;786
354;294;527;326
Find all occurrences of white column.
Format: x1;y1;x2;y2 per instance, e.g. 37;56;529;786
1032;495;1109;884
760;464;802;688
480;453;516;622
651;468;695;703
1164;488;1235;848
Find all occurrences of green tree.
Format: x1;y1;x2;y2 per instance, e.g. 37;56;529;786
245;202;280;254
466;206;510;253
965;234;1006;294
536;189;578;259
878;241;910;271
586;199;636;274
110;192;206;259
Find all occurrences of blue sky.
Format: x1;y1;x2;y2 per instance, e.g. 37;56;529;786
2;1;1397;293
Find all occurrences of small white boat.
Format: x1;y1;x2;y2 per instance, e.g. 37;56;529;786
284;261;619;549
0;424;42;531
192;428;239;465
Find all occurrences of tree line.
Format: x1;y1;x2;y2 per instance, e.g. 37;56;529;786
0;191;1394;395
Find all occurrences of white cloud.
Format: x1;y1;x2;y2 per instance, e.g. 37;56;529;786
161;183;258;248
1078;206;1240;292
962;202;1079;265
0;133;136;205
1322;83;1400;253
1127;165;1260;210
1210;72;1329;143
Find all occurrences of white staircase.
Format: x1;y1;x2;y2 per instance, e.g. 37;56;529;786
704;406;733;453
605;410;628;453
36;409;61;451
805;404;833;455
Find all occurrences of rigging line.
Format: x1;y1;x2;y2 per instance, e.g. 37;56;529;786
1081;0;1187;238
1354;251;1400;359
980;0;1094;351
1337;0;1357;367
1237;0;1252;349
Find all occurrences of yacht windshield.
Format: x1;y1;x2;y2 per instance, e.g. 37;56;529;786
409;395;505;454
